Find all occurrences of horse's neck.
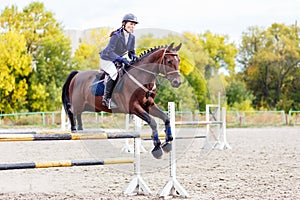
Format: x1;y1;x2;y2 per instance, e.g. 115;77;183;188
127;63;157;86
131;50;162;75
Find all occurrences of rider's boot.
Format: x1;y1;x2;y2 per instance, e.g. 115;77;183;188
102;77;116;108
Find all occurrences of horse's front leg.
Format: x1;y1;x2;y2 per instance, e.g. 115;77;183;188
133;104;163;159
149;103;173;153
76;114;83;131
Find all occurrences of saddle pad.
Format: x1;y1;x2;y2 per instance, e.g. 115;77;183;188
91;78;105;96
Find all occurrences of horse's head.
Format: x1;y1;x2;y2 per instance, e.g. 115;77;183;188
159;42;182;88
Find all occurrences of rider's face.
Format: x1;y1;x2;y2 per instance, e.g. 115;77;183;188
124;22;136;33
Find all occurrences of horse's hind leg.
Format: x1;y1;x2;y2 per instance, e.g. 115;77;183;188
77;114;83;131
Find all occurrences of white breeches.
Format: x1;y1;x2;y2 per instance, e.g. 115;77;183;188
99;58;118;81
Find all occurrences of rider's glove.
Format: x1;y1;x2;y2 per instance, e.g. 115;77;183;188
121;57;129;66
115;57;129;67
132;55;139;62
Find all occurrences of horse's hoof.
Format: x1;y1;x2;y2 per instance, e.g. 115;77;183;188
151;146;163;159
71;129;77;133
162;142;172;153
166;135;173;142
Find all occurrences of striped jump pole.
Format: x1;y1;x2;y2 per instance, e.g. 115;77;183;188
0;132;142;142
0;158;134;170
0;129;105;134
0;132;183;142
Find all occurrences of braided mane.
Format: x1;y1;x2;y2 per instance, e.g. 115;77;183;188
137;45;168;60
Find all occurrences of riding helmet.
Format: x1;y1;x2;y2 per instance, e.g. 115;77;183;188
122;13;138;24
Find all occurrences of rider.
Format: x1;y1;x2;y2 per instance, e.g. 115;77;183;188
99;13;139;108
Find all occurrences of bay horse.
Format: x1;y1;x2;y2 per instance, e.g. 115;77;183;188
62;42;182;159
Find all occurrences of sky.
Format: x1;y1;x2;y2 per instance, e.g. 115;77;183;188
0;0;299;43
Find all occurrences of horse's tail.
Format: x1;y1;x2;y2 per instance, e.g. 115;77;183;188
62;70;79;114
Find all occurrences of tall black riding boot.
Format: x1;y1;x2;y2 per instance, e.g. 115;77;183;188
102;77;116;108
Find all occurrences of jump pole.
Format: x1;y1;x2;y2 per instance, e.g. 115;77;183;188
124;116;152;196
0;158;134;170
159;102;189;198
0;132;142;142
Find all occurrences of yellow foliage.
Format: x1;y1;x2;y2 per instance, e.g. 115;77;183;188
0;31;32;112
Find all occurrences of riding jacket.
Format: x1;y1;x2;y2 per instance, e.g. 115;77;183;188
100;28;136;62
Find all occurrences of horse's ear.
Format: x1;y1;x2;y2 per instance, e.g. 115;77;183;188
174;43;182;51
167;42;174;51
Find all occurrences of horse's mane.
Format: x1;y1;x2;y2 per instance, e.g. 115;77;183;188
133;45;168;63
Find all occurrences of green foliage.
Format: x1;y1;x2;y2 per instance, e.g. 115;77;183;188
155;77;199;111
239;23;300;111
184;68;208;110
226;81;254;110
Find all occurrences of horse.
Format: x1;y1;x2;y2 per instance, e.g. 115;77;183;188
62;42;182;159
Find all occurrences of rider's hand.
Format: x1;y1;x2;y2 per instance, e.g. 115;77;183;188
121;58;129;66
132;55;138;62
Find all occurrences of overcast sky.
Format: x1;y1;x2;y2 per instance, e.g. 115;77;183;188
1;0;299;43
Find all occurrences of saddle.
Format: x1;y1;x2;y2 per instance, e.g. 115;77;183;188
91;65;126;96
91;72;105;96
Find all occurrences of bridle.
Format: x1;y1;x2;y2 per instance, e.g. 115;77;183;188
126;48;180;79
123;48;180;93
159;48;180;79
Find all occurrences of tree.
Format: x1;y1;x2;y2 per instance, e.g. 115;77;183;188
184;31;237;79
73;28;111;70
239;23;300;111
226;81;254;110
28;32;73;111
0;31;32;113
0;2;74;111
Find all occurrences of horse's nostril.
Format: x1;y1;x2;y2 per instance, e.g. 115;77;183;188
172;79;181;87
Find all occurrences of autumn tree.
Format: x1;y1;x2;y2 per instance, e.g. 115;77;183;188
0;2;74;111
239;23;300;111
73;28;111;70
0;31;32;113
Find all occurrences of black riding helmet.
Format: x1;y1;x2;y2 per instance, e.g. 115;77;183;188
122;13;138;24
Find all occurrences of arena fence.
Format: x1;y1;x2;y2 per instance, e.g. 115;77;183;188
0;109;295;128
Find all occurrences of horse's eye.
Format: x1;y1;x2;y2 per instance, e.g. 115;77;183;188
167;60;172;64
